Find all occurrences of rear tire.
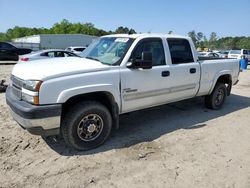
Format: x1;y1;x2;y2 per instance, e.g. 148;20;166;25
61;101;112;151
205;83;227;110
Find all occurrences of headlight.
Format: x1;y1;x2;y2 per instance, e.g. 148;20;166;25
21;92;39;105
23;80;42;92
21;80;42;105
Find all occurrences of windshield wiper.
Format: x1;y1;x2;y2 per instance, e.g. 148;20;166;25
86;56;101;62
85;56;111;66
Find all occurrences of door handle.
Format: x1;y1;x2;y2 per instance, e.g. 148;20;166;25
162;71;170;77
190;68;196;74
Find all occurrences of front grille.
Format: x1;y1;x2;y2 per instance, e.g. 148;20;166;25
11;86;22;100
10;75;24;100
11;75;24;89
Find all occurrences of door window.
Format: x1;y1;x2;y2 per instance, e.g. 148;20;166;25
47;52;55;57
55;51;64;57
130;39;166;66
167;38;194;64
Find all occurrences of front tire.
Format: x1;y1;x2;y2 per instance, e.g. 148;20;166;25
205;83;227;110
61;101;112;150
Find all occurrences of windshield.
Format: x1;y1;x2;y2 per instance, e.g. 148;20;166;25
198;52;207;56
229;50;241;55
80;37;134;65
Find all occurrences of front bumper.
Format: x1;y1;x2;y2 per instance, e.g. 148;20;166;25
6;87;62;136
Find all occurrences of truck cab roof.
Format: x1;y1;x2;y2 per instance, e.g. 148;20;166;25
102;33;190;40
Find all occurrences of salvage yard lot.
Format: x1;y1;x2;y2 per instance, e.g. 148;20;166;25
0;64;250;188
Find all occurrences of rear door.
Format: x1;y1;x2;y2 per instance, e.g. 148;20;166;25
165;38;200;101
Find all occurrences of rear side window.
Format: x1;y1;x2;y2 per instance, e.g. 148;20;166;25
167;38;194;64
243;50;249;55
65;52;76;57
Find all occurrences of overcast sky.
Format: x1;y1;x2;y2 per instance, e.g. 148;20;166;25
0;0;249;37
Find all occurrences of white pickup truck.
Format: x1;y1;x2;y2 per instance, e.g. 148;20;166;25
6;34;240;150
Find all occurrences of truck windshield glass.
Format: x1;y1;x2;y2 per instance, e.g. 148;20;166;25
230;50;241;54
80;37;134;65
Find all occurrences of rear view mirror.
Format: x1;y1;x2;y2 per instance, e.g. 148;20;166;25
127;51;153;69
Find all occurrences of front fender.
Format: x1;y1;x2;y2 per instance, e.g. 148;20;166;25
56;84;120;105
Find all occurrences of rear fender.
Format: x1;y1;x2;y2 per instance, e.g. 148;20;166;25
208;70;232;95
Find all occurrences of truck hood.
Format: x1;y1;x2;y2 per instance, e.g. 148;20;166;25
12;57;111;80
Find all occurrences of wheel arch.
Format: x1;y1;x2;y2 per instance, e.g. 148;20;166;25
209;73;232;96
61;91;120;129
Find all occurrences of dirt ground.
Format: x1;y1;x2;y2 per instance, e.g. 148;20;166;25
0;64;250;188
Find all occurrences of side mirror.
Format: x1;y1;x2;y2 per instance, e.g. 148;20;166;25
127;51;153;69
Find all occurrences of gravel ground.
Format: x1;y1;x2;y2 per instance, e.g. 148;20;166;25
0;64;250;188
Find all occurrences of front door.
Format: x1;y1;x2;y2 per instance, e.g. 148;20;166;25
120;38;171;113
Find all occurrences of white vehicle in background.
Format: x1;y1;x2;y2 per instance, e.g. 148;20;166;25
218;51;229;58
198;52;220;58
19;49;79;62
65;46;87;55
228;49;250;60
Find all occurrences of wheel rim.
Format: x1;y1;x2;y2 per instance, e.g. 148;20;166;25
77;114;104;141
214;88;225;106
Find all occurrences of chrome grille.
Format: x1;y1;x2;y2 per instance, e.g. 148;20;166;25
11;86;22;99
10;75;24;100
11;75;24;89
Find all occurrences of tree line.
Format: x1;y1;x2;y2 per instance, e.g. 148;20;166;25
0;19;136;41
0;19;249;50
187;30;250;50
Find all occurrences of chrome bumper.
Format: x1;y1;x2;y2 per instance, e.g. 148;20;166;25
9;107;60;130
6;86;61;136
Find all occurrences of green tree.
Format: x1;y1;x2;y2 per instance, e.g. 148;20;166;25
188;30;197;46
196;32;204;48
208;32;217;50
115;26;130;34
168;30;173;34
128;29;136;34
51;19;72;34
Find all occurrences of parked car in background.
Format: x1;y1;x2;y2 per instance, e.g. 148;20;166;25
65;46;87;55
228;49;250;60
218;51;229;58
0;42;32;61
19;49;79;62
198;52;220;58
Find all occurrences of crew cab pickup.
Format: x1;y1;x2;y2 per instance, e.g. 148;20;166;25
6;34;240;150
